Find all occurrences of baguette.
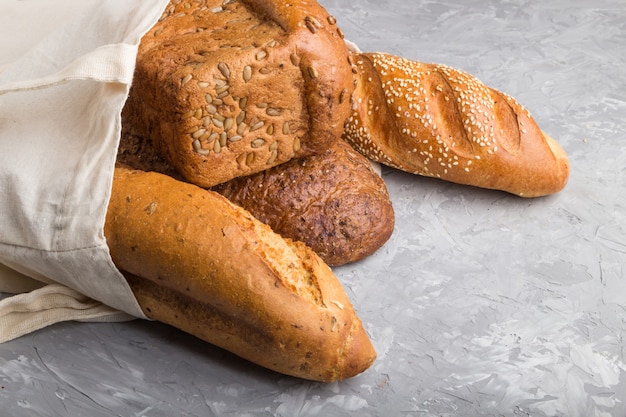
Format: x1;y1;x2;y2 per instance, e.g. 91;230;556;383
343;52;570;197
122;0;354;188
104;166;376;381
213;138;395;266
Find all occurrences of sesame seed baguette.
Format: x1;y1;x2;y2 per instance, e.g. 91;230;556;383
122;0;354;189
104;165;376;381
343;52;570;198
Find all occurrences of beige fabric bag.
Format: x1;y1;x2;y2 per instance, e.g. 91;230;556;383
0;0;170;342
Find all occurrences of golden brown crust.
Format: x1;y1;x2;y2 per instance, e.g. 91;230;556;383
104;166;376;381
123;0;354;188
343;52;570;198
213;138;395;266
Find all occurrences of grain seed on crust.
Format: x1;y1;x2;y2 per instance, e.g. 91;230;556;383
181;73;193;86
251;138;265;148
243;65;252;82
250;120;265;131
223;117;234;131
292;137;301;152
266;149;278;165
217;62;230;79
304;16;321;33
236;111;246;125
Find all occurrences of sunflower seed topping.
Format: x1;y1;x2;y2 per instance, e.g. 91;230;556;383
223;117;234;131
250;120;265;131
218;62;230;79
192;128;206;139
266;149;278;164
181;73;193;85
243;65;252;82
251;138;265;148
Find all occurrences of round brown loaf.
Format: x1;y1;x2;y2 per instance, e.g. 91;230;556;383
213;138;395;266
122;0;355;188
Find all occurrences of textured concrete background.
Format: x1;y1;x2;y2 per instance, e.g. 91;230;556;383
1;0;625;416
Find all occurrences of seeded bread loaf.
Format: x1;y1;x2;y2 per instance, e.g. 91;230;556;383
122;0;354;188
343;52;570;198
104;166;376;381
213;138;395;266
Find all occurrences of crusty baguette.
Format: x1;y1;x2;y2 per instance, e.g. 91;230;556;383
213;138;395;266
343;52;570;197
122;0;354;188
104;166;376;381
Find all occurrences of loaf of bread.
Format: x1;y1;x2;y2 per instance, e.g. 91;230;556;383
104;166;376;381
122;0;354;188
213;138;395;266
343;52;570;197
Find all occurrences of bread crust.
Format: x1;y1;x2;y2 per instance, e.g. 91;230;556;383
213;138;395;266
343;52;569;197
123;0;354;188
104;166;376;381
